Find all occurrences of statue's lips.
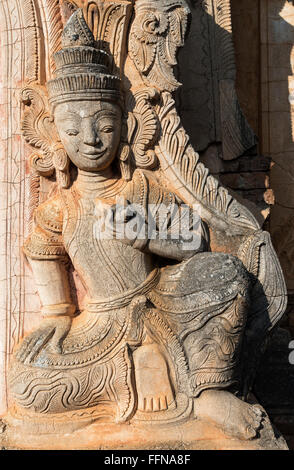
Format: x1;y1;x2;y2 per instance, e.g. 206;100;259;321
79;149;107;159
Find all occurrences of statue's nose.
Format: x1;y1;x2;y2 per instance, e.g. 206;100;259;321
83;124;101;146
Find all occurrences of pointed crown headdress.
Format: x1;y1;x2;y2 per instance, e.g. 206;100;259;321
47;9;121;109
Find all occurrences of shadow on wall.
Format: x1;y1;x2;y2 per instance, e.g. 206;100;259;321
176;0;293;155
176;0;294;282
176;0;248;156
176;0;271;225
267;1;294;299
234;0;294;448
264;3;294;447
231;0;294;448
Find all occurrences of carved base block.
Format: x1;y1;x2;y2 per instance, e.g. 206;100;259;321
0;409;288;450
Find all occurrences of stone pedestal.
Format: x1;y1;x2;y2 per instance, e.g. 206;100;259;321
0;411;288;450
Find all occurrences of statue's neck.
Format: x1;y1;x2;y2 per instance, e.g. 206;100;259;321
74;168;123;198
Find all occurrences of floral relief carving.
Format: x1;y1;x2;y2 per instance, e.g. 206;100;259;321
129;0;190;92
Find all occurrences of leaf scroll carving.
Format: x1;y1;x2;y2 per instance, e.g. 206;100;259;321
156;92;260;235
129;0;190;92
21;85;70;188
124;88;160;170
21;85;56;176
82;0;133;75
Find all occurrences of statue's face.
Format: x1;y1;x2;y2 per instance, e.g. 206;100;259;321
54;100;122;172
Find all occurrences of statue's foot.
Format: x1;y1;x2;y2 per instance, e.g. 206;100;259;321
195;390;264;440
133;343;174;413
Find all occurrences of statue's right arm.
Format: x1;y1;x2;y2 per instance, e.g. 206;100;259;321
15;258;73;359
28;258;76;319
15;196;75;361
23;194;76;320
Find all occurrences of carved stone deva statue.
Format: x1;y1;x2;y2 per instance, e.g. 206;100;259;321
6;1;287;447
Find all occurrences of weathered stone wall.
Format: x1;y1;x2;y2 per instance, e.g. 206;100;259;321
0;0;43;416
231;0;294;296
261;1;294;323
177;0;272;227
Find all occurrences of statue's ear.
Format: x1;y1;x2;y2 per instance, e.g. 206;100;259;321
118;143;132;182
52;143;70;188
21;84;70;188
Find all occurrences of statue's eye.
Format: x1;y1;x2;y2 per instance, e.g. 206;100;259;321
100;126;114;133
66;129;79;136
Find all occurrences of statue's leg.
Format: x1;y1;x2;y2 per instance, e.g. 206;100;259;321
149;252;266;437
190;295;265;440
8;307;135;418
133;337;174;413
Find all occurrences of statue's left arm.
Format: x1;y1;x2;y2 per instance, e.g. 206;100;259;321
123;169;210;261
146;218;209;261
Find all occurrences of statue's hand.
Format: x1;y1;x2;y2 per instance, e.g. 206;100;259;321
103;200;144;247
15;316;72;364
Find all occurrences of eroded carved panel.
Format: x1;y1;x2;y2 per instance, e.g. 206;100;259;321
0;0;289;450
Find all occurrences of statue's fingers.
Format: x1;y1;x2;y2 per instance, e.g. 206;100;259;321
15;336;36;362
47;339;62;354
15;337;30;358
103;222;115;239
24;330;54;364
137;396;145;412
145;397;153;412
49;322;71;354
22;335;44;364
